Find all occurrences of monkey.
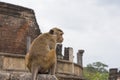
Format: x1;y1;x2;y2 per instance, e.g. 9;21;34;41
25;27;64;80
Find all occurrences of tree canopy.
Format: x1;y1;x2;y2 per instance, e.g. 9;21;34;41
83;61;109;80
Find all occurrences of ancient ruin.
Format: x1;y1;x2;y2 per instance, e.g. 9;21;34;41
0;2;41;54
109;68;120;80
0;2;84;80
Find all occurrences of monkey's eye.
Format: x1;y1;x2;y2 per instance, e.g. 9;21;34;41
60;33;63;35
60;34;63;36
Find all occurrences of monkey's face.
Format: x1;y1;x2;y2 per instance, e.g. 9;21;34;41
49;28;64;43
49;27;64;43
56;31;64;43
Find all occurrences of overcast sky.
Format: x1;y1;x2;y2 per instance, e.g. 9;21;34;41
1;0;120;69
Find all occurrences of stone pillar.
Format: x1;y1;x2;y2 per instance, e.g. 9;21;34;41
56;44;63;59
64;47;73;62
77;50;84;67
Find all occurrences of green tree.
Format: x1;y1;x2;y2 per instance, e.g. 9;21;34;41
83;62;109;80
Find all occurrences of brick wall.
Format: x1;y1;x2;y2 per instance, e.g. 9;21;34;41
0;2;41;54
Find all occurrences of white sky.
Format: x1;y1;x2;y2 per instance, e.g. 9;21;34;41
1;0;120;69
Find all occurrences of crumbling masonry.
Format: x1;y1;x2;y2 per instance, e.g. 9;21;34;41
0;2;84;80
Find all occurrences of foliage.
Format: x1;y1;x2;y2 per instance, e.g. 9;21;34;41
83;62;109;80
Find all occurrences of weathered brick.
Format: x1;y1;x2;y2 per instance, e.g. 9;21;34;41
0;2;41;54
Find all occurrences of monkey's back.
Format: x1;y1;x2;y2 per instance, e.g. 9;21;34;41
26;33;56;72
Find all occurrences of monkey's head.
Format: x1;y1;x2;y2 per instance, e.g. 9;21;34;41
49;27;64;43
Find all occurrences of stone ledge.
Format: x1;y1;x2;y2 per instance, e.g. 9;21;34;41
0;52;25;58
0;71;84;80
0;71;58;80
20;73;58;80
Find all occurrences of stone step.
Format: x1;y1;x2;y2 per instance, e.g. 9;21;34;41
0;71;58;80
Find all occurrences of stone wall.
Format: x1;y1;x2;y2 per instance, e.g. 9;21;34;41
0;52;83;76
0;52;26;71
0;2;41;54
0;52;84;80
57;59;83;76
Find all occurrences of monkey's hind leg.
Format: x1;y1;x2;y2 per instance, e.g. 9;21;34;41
50;62;56;75
31;64;39;80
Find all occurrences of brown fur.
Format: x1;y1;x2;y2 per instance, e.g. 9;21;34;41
25;27;63;80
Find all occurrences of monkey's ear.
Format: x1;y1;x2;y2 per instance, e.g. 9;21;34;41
49;29;54;34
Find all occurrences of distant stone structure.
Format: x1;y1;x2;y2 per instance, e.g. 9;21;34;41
109;68;120;80
56;44;63;59
64;47;74;62
0;2;84;80
77;50;84;67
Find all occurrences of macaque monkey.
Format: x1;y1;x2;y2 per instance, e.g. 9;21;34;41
25;27;64;80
